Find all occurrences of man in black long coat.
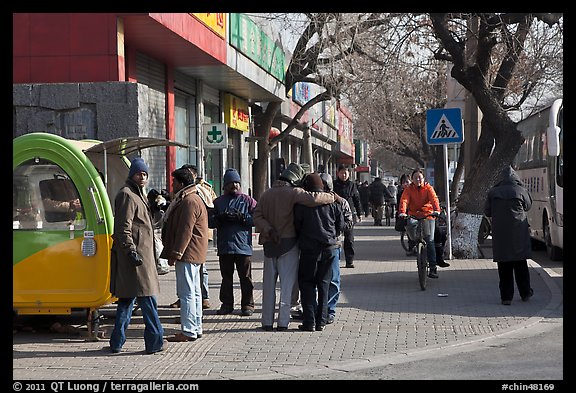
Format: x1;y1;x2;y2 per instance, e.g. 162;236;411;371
484;166;533;305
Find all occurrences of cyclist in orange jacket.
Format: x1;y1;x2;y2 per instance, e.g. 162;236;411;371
398;169;443;278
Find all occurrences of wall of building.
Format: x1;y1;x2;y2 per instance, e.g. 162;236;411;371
13;13;121;83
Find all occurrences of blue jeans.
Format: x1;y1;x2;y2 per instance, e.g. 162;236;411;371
176;262;203;338
110;296;164;354
327;247;341;317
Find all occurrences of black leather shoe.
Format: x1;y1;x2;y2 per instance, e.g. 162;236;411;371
437;261;450;267
315;325;325;331
521;288;534;301
262;325;273;331
345;263;355;268
276;326;288;331
428;267;439;279
217;305;234;315
298;324;315;332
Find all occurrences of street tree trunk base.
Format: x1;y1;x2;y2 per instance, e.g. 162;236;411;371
451;212;483;259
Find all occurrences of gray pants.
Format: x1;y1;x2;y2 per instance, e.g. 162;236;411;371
261;244;299;328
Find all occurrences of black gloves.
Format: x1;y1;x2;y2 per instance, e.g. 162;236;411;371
218;209;246;224
128;250;143;267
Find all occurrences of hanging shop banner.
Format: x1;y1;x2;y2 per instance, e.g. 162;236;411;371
229;13;286;82
203;123;228;149
224;94;250;132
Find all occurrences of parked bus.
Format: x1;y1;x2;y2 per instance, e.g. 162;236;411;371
514;98;563;260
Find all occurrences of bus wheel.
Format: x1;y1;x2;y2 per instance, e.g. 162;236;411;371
544;216;562;261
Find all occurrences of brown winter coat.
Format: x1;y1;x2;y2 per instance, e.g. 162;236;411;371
160;185;209;263
253;180;335;244
110;179;160;298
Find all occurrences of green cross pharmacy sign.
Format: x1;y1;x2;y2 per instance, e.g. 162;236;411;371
203;123;228;149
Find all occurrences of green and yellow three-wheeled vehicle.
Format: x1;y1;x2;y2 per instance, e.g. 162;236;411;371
13;132;185;339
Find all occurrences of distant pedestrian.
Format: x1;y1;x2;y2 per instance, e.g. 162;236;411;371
358;181;370;218
333;165;363;268
109;157;164;355
484;166;534;305
209;168;258;316
368;177;392;226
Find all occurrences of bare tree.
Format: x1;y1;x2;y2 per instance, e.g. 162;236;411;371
251;13;562;259
428;13;563;257
250;13;394;199
341;13;562;257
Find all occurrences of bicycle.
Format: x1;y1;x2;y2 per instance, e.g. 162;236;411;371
403;213;437;291
400;207;445;252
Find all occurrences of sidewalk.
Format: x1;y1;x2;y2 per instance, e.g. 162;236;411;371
12;221;562;380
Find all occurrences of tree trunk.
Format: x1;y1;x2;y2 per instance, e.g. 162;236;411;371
252;102;281;200
451;115;524;258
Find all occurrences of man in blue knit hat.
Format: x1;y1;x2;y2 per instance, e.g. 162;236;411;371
109;156;165;354
209;168;258;316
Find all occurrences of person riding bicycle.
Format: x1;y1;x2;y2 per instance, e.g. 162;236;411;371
398;169;445;279
368;177;392;226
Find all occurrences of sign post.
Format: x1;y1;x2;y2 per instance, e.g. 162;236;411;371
426;108;464;260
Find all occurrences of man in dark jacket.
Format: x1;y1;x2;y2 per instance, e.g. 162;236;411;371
294;173;345;331
333;165;363;268
109;157;164;355
368;177;393;226
209;168;258;316
484;166;533;305
254;163;335;331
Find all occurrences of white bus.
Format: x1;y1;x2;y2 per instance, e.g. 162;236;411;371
514;98;563;260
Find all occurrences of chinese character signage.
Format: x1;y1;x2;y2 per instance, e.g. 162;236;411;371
229;13;286;82
224;94;250;132
191;13;226;38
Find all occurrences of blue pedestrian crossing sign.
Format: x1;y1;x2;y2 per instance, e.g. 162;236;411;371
426;108;464;145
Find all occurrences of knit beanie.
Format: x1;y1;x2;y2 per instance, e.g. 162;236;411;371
302;172;325;192
279;163;306;186
128;157;149;178
319;173;333;192
223;168;241;187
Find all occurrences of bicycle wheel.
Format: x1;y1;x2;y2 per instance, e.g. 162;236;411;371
417;243;428;291
400;231;410;251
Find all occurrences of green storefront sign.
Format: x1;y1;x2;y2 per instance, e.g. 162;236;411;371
229;13;286;83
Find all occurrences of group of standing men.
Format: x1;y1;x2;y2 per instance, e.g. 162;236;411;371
107;158;366;353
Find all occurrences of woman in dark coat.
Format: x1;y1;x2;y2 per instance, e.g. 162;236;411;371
484;166;533;305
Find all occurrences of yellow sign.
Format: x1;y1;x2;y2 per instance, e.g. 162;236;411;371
224;94;250;132
191;13;226;38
